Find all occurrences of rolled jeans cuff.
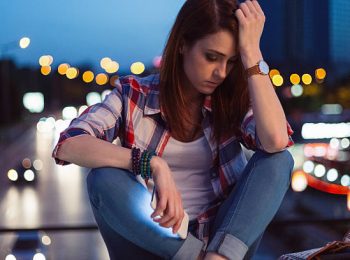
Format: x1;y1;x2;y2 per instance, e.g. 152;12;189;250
171;232;204;260
206;231;248;260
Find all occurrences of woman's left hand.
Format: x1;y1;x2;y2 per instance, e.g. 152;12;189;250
234;0;265;67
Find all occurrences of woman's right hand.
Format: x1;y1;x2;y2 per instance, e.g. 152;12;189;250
150;156;185;234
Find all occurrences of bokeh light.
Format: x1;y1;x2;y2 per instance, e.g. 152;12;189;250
100;57;112;69
326;168;338;182
86;92;102;106
19;37;30;49
96;73;108;85
33;159;43;171
24;169;35;182
291;170;308;192
66;67;79;79
110;75;119;87
105;61;119;73
82;71;94;83
302;74;312;85
269;69;280;78
7;169;18;182
42;235;52;245
62;106;78;120
290;74;300;85
315;68;326;80
291;84;303;97
58;63;70;75
22;158;32;169
340;175;350;187
314;164;326;177
39;55;53;66
41;66;51;75
130;62;145;75
23;92;44;113
272;75;284;87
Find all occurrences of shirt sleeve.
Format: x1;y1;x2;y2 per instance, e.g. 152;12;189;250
240;108;294;151
52;79;124;165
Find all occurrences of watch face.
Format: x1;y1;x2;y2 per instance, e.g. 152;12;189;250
258;60;269;75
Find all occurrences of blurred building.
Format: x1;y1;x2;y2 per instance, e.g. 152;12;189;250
261;0;350;82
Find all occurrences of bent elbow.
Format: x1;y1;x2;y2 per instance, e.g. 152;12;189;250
263;135;289;153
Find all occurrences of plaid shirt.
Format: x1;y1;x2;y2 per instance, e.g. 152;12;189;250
52;73;294;249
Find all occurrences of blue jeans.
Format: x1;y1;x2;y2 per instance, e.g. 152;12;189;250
87;150;294;260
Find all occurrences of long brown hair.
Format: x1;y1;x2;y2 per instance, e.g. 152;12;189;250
159;0;249;143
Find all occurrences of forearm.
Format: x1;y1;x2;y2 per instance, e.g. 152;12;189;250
56;134;133;170
242;51;289;152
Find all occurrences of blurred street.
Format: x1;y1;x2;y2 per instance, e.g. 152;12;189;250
0;117;349;259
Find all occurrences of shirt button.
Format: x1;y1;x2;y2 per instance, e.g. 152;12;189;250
211;172;217;178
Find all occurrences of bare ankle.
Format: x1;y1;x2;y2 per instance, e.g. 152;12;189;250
204;252;228;260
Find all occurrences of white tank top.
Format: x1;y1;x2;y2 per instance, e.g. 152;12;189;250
161;135;217;220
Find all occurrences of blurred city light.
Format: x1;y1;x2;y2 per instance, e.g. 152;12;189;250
321;104;343;115
66;67;79;79
22;158;32;169
62;106;78;120
326;168;338;182
302;123;350;139
42;235;52;246
340;175;350;187
153;56;162;68
291;170;308;192
291;84;303;97
33;252;46;260
290;74;301;85
24;169;35;182
269;69;280;78
5;254;16;260
95;73;108;85
82;71;94;83
105;61;119;73
101;90;111;101
33;159;43;171
130;62;145;75
100;57;112;69
341;138;350;149
58;63;70;75
23;92;44;113
39;55;53;66
36;119;55;133
303;161;314;173
315;68;326;80
314;164;326;177
41;66;51;76
7;169;18;182
78;105;88;115
110;75;119;87
272;74;283;87
301;73;312;85
86;92;102;106
329;138;340;149
19;37;31;49
54;119;70;133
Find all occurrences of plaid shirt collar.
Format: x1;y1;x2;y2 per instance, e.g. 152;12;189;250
142;75;213;117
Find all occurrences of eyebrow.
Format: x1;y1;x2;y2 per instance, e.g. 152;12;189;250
207;49;239;61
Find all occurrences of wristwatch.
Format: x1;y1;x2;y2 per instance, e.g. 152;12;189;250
246;60;269;78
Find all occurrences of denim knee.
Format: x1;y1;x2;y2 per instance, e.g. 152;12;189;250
253;150;294;189
87;167;131;210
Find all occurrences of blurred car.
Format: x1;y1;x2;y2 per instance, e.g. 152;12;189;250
5;231;49;260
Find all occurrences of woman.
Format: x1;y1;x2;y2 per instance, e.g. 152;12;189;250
53;0;294;259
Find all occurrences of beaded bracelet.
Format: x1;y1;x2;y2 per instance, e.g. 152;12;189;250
131;147;141;176
140;150;156;180
131;147;156;181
